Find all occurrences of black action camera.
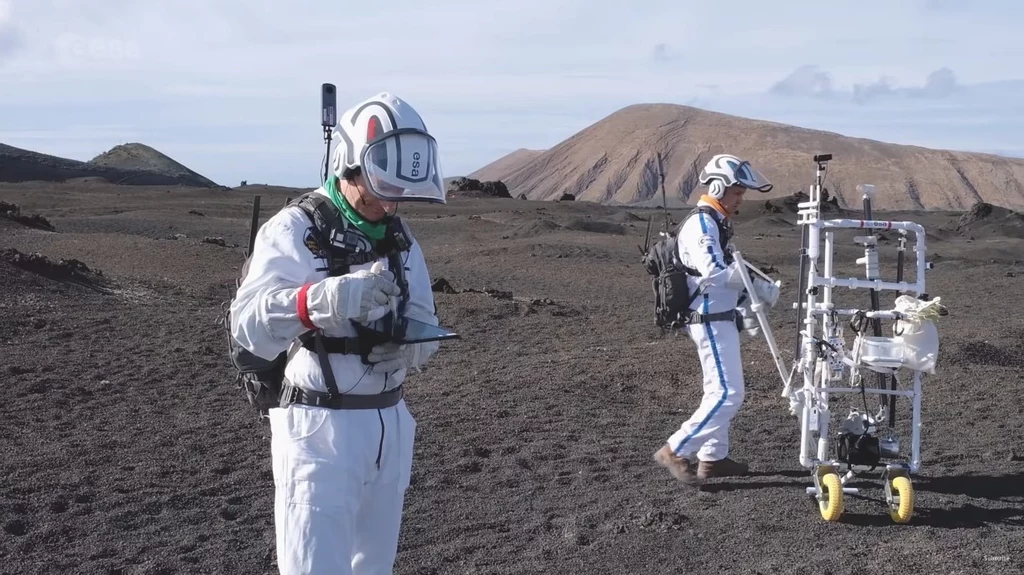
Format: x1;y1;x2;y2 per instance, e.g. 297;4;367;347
321;83;337;128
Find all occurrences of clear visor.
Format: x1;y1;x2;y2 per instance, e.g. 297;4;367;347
361;130;446;204
733;161;772;192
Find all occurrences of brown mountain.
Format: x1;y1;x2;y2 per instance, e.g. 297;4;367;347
469;148;544;182
469;103;1024;211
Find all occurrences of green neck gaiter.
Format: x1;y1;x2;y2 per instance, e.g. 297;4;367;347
325;176;387;242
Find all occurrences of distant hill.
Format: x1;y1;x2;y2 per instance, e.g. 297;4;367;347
472;104;1024;212
0;142;220;188
87;143;218;187
469;148;544;182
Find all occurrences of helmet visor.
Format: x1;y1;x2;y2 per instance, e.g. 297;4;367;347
361;128;446;204
732;160;773;192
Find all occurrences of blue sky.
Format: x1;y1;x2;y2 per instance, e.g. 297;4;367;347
1;0;1022;188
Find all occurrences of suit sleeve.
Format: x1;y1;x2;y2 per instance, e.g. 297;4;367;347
677;211;746;291
229;211;322;361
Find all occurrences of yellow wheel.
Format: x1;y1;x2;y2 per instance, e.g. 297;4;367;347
888;475;914;524
818;472;844;522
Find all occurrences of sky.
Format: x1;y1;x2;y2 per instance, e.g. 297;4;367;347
1;0;1022;188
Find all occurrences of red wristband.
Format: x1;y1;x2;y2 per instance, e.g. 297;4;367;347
297;283;315;330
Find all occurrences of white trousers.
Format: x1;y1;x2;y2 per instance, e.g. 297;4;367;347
667;319;745;462
269;400;417;575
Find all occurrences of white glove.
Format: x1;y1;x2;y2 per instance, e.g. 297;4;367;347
736;303;761;339
367;340;439;373
751;277;780;308
303;269;401;329
722;261;750;291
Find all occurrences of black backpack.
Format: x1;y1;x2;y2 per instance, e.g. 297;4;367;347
220;192;413;417
641;205;733;330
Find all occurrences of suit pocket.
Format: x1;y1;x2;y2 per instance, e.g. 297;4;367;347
270;406;357;507
271;404;329;443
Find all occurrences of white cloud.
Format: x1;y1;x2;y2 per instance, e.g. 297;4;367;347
0;0;19;59
768;65;973;105
769;66;835;99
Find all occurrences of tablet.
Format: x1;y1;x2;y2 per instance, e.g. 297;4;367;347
362;315;460;344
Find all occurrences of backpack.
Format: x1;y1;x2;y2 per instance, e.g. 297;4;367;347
220;192;413;417
641;205;733;330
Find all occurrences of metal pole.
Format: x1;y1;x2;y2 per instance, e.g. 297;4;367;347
247;195;261;258
657;152;668;233
323;128;332;186
794;225;809;362
794;155;828;362
887;230;908;427
860;189;890;416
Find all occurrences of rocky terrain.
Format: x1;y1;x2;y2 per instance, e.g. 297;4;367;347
1;176;1022;574
470;104;1024;212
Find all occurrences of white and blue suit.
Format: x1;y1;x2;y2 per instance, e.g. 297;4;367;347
666;200;749;462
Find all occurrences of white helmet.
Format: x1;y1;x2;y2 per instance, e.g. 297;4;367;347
332;92;446;204
698;154;773;199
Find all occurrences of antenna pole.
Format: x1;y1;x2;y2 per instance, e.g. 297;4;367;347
657;152;668;232
247;195;261;258
856;182;892;421
794;154;831;361
322;127;332;185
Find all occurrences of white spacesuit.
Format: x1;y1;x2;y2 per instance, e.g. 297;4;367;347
655;154;780;483
229;92;447;574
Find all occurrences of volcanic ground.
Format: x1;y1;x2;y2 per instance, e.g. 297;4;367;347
1;181;1022;575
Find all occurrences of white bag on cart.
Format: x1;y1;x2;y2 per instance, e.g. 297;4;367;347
892;295;944;374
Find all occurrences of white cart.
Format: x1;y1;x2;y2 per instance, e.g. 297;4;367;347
733;154;945;524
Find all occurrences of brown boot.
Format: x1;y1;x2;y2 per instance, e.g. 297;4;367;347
653;444;700;484
697;457;749;479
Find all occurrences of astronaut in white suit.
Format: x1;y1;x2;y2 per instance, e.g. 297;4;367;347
654;154;780;484
229;92;447;574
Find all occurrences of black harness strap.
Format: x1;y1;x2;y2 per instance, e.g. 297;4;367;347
681;206;738;326
691;205;734;263
685;309;740;325
279;329;403;409
278;192;412;409
300;333;364;355
279;382;404;410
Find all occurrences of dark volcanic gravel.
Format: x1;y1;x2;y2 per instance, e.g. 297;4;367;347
1;182;1022;574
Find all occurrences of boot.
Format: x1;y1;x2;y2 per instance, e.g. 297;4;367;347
653;444;700;485
697;457;749;479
